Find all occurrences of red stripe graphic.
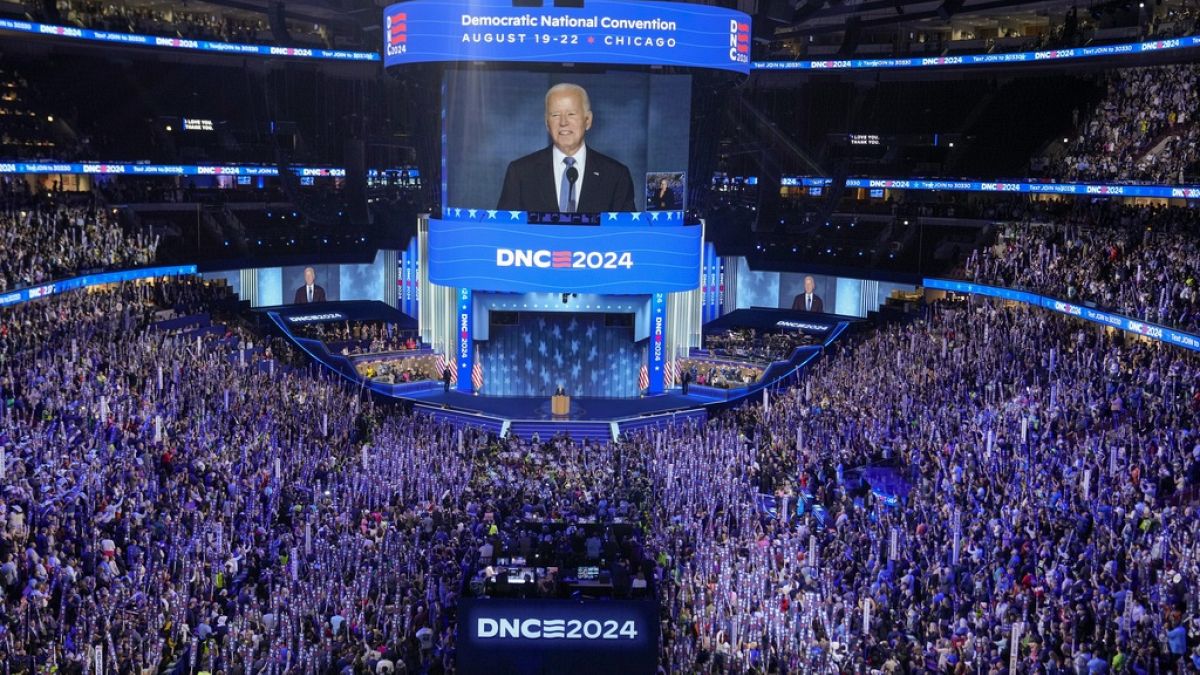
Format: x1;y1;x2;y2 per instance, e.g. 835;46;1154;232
390;34;406;44
390;23;407;34
737;43;749;53
738;23;749;31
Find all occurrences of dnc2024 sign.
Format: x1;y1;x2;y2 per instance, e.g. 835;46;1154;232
427;216;701;294
382;0;751;74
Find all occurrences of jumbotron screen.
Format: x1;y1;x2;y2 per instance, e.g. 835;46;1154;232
442;70;692;213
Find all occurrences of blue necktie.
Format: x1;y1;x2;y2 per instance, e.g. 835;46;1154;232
559;157;576;212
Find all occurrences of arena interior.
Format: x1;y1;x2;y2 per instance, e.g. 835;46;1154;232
2;0;1200;672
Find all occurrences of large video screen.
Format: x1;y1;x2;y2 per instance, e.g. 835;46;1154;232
443;70;691;212
733;258;916;317
281;264;341;304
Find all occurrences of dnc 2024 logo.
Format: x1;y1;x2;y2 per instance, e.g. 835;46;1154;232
729;20;749;63
386;12;407;56
496;249;633;270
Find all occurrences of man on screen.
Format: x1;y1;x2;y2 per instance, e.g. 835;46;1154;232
497;83;636;213
294;267;327;304
791;275;824;313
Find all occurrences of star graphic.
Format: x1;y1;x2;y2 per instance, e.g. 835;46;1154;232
451;208;461;218
509;211;522;220
486;210;498;219
650;211;660;221
631;213;641;221
607;213;619;221
467;209;478;219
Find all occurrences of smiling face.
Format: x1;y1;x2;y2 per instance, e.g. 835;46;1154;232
545;86;592;157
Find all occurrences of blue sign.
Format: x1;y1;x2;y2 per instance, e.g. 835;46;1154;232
0;17;377;61
427;218;702;294
782;176;1200;200
0;162;347;177
754;35;1200;71
648;292;666;394
0;265;198;308
457;598;658;675
923;278;1200;353
382;0;751;74
457;287;474;393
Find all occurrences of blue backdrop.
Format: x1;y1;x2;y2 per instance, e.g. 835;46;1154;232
478;312;639;397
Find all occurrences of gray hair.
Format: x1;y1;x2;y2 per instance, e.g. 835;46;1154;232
545;83;591;114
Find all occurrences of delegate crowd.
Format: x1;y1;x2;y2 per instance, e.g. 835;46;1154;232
1057;64;1200;184
0;193;158;294
2;271;1200;672
963;201;1200;333
47;0;326;46
651;298;1200;672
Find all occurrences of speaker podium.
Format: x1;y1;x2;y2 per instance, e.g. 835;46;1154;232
551;394;571;417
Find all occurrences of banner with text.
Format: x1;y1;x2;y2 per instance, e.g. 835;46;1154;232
457;598;658;675
382;0;751;74
427;218;702;295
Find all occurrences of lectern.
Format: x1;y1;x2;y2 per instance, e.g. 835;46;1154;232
551;394;570;417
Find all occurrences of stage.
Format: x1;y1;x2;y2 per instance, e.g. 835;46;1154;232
265;301;852;442
404;390;723;421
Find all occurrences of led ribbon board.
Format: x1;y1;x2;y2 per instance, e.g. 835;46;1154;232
753;36;1200;70
0;18;377;61
382;0;751;74
924;279;1200;353
783;176;1200;199
0;265;198;308
0;163;346;177
427;216;701;294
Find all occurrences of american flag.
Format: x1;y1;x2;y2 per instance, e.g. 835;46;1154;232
471;347;484;392
638;362;649;391
433;352;457;384
663;358;677;387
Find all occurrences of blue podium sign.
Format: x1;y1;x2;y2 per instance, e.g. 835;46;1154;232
383;0;751;74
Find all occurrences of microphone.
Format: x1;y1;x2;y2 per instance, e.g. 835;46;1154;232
565;166;579;212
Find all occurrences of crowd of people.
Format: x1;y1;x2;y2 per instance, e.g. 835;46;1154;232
676;358;765;389
962;200;1200;333
45;0;328;47
295;321;420;358
703;329;816;365
355;354;439;385
1056;64;1200;184
4;239;1200;672
0;192;159;293
651;298;1200;672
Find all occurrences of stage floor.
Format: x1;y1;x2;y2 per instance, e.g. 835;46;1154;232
403;389;723;421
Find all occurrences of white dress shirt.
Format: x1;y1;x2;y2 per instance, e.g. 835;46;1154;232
306;285;314;302
552;143;587;211
805;294;813;310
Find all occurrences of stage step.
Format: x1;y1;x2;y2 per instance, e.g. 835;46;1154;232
507;420;615;443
